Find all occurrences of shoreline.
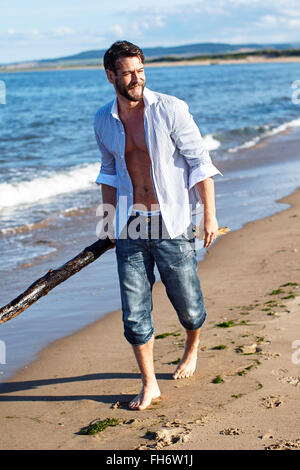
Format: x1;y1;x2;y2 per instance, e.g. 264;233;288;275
2;55;300;73
0;178;299;449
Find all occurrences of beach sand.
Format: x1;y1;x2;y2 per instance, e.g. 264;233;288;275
0;182;300;450
146;56;300;68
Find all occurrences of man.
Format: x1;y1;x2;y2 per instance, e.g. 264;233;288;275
94;41;222;410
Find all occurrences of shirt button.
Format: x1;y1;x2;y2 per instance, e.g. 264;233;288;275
146;217;150;223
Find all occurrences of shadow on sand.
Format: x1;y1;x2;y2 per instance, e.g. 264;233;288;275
0;372;171;405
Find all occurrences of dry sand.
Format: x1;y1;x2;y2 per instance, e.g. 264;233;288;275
0;185;299;450
146;56;300;68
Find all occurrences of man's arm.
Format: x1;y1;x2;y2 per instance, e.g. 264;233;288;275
170;98;221;247
94;114;118;241
102;183;117;208
170;98;222;189
197;177;218;248
96;184;117;242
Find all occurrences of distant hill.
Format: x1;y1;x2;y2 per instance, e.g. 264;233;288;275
37;41;300;63
2;41;300;69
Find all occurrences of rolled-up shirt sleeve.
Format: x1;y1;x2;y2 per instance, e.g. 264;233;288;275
94;123;118;188
171;99;222;189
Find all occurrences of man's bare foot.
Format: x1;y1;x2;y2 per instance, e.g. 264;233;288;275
129;383;161;410
173;329;201;380
173;348;198;379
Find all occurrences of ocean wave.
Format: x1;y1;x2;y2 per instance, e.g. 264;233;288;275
0;163;100;209
203;134;221;151
0;205;94;236
0;218;52;236
228;117;300;153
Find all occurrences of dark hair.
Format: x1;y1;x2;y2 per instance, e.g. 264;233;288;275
103;41;145;73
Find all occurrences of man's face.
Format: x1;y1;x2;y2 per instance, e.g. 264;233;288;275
108;56;145;102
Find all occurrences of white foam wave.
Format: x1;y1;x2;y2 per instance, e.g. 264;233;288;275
0;163;100;209
203;134;221;151
228;117;300;153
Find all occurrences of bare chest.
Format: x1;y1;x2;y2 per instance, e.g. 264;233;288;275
121;113;148;155
119;110;157;206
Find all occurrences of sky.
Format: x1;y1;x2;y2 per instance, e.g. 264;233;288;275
1;0;300;64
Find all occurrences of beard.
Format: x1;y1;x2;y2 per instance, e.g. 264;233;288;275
115;78;145;102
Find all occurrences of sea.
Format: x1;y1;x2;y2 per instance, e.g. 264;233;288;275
0;62;300;381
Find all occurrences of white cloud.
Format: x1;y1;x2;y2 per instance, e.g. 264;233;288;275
107;13;165;42
140;15;165;29
283;8;300;17
52;27;74;37
154;15;165;28
257;15;279;26
109;24;124;36
287;18;300;28
254;12;300;31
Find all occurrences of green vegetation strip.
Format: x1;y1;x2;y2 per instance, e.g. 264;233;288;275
212;375;224;384
268;282;298;297
269;289;284;295
237;360;261;376
216;319;252;328
146;49;300;64
155;331;181;339
280;282;298;287
80;418;120;435
169;358;181;365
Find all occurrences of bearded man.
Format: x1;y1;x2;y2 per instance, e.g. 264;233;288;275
94;41;222;410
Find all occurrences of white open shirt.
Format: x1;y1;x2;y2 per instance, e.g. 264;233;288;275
94;87;222;239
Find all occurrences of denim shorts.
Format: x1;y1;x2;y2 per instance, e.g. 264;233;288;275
115;213;207;346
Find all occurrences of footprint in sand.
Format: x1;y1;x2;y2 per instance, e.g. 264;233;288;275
258;351;281;360
261;395;283;408
265;439;300;450
271;369;300;387
135;416;210;450
219;428;243;436
136;426;190;450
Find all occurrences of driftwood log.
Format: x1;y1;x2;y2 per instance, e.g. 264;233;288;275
0;237;114;324
0;227;230;325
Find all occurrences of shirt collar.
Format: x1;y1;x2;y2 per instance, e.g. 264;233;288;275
110;87;157;120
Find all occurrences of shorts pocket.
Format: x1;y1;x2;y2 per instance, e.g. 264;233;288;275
168;244;195;270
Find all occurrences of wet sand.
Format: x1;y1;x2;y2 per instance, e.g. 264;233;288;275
0;175;299;449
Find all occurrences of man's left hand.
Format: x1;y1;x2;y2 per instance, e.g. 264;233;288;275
203;214;219;248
